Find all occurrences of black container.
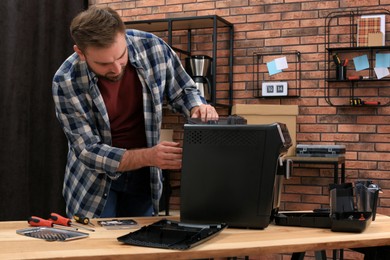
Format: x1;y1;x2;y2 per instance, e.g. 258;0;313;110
274;212;331;228
336;65;347;80
331;212;372;233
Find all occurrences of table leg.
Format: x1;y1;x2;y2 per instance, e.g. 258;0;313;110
291;252;305;260
333;162;338;184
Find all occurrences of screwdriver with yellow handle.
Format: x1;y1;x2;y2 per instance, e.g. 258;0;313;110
74;214;95;226
49;213;95;232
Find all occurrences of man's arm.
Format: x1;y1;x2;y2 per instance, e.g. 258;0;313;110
117;141;183;172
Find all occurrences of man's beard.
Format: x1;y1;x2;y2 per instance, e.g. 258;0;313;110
86;61;126;82
97;66;126;82
102;68;126;82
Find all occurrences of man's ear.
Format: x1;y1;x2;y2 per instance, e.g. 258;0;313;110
73;45;86;61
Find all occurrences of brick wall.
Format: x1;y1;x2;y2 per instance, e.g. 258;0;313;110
90;0;390;211
90;1;390;258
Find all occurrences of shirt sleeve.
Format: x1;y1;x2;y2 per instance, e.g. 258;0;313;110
161;39;206;116
52;74;125;178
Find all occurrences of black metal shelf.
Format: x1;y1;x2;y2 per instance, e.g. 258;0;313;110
327;46;390;52
253;50;301;98
125;15;234;111
327;78;390;82
324;8;390;107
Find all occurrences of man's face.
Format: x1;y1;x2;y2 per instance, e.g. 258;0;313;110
74;33;128;82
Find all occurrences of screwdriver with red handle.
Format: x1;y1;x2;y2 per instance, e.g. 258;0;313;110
27;216;78;231
49;213;95;232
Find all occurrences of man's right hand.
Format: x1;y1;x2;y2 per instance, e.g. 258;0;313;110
117;141;182;172
148;141;182;169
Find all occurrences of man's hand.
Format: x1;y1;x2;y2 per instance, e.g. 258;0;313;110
191;104;219;122
148;141;182;169
117;141;182;171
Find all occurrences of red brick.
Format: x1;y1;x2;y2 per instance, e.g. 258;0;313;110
247;30;281;39
285;185;322;194
302;195;329;204
153;5;183;14
338;124;376;133
300;124;337;133
340;0;380;8
302;1;340;10
166;0;195;4
358;170;390;180
216;0;250;8
265;20;300;30
122;8;152;17
247;13;281;23
136;0;165;7
183;2;215;11
231;6;263;15
281;193;302;203
347;160;378;170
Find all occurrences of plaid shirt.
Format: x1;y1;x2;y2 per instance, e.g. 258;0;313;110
52;30;205;218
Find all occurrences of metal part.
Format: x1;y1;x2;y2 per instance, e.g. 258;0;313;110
16;227;89;241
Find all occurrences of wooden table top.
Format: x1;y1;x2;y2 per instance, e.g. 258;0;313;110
1;214;390;260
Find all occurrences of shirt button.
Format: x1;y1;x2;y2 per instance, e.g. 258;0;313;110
103;193;108;198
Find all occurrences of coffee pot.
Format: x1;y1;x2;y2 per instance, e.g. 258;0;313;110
185;55;213;101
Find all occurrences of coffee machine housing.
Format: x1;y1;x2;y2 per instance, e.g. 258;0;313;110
185;55;213;101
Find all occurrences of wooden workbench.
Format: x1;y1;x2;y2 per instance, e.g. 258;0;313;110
1;214;390;259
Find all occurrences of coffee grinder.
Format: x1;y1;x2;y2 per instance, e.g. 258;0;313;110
185;55;213;101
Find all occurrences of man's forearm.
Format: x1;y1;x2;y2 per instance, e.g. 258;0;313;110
117;148;151;172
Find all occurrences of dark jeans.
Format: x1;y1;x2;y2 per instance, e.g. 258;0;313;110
101;168;153;217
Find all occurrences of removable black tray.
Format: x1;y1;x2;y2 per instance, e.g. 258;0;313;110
331;212;372;233
117;219;227;250
274;211;373;233
274;212;331;228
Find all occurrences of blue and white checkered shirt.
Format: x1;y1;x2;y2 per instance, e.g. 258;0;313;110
52;29;205;218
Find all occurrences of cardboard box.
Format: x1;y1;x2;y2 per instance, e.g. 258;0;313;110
231;104;298;156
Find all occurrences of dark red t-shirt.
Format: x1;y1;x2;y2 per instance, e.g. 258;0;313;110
97;64;147;149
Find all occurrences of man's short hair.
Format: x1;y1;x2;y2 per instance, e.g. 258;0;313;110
70;6;126;52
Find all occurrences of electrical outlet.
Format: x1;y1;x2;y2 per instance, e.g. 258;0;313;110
262;82;288;96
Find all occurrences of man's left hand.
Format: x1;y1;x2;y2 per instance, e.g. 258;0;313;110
191;104;219;122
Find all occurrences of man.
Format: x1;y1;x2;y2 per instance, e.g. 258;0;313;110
52;6;218;218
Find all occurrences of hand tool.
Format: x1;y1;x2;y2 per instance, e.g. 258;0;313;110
28;216;78;231
74;214;94;226
49;213;95;232
17;227;89;241
332;53;341;65
347;75;360;80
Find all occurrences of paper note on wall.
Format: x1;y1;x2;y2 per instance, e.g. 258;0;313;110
267;60;282;75
353;55;370;71
376;53;390;68
374;67;390;79
275;57;288;70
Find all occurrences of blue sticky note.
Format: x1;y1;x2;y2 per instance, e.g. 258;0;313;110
376;53;390;68
267;60;282;75
353;55;370;71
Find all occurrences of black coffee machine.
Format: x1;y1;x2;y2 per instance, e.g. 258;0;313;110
185;55;213;101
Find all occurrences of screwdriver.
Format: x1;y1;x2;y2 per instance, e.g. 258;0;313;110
74;214;94;226
28;216;78;231
49;213;95;232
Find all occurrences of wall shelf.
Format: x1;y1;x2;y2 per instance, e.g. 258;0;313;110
125;15;234;111
324;9;390;107
253;50;301;98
